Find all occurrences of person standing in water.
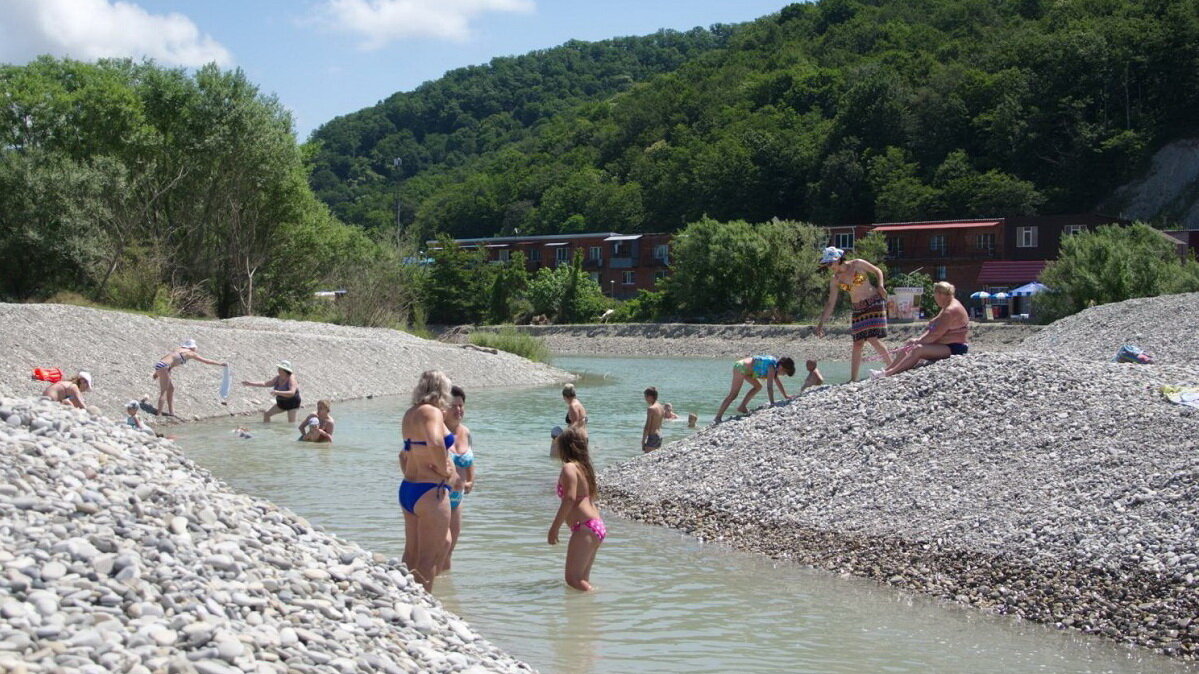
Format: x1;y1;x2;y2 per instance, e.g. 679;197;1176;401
642;386;665;452
713;355;796;423
152;339;225;417
399;370;456;592
298;400;335;442
242;360;301;423
814;247;892;382
548;426;605;591
551;383;587;459
443;385;475;573
42;372;93;409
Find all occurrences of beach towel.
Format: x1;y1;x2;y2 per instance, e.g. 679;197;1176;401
1114;345;1154;364
1161;385;1199;409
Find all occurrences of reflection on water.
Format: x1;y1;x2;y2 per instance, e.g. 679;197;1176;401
174;356;1192;673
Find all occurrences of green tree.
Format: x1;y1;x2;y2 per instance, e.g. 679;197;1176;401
525;261;607;321
1034;223;1199;322
423;236;491;324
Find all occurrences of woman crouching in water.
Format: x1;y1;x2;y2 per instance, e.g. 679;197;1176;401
400;370;456;591
548;426;604;591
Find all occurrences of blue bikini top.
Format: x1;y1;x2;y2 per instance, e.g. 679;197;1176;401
451;447;474;469
403;432;455;452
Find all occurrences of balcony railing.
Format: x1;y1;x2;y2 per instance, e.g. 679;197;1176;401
583;258;604;269
609;257;634;269
650;256;670;267
886;247;996;261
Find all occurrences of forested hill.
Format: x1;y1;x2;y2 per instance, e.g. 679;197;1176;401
310;0;1199;241
307;28;731;230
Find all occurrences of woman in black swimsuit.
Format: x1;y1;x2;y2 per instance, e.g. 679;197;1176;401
242;360;301;422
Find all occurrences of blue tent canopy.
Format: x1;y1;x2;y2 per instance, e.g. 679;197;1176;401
1009;282;1049;296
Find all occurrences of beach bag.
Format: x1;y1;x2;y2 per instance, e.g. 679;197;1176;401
1113;345;1153;364
31;367;62;383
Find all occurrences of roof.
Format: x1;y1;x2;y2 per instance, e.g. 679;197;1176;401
872;220;1002;232
543;242;569;247
977;260;1047;284
604;234;642;242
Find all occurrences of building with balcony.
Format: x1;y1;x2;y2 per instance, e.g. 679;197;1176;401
432;232;673;299
827;214;1126;296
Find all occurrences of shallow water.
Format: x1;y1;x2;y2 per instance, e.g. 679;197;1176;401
174;356;1193;673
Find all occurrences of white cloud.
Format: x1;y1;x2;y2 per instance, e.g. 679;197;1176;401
0;0;232;67
317;0;535;49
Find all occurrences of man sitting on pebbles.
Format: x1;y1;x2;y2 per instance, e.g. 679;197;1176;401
42;371;93;409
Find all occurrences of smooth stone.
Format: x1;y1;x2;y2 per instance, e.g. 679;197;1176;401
169;517;189;536
215;637;245;661
0;601;28;619
194;660;241;674
147;625;178;647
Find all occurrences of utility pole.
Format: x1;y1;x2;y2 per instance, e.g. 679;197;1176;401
393;157;403;248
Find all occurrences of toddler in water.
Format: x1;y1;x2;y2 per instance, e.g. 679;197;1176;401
548;426;605;591
801;360;824;392
125;400;154;435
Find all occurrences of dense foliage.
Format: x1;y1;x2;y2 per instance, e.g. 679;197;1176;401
307;28;730;235
310;0;1199;241
1034;224;1199;322
0;57;386;319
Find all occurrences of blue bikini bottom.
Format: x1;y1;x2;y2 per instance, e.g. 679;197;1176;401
398;480;449;514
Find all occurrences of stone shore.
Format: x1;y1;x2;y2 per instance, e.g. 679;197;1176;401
0;397;532;672
0;303;570;424
600;293;1199;659
471;321;1037;359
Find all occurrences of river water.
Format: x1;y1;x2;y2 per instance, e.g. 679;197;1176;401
173;356;1191;673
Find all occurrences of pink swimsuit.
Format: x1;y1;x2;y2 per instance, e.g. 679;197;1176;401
556;483;607;542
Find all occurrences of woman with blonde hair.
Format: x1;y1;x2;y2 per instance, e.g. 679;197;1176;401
548;426;605;591
550;382;587;458
872;281;970;378
399;370;456;591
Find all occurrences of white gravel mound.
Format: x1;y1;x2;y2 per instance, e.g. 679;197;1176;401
602;351;1199;658
0;303;569;423
0;397;531;672
1022;292;1199;365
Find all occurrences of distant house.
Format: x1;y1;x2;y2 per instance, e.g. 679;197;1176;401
828;214;1126;296
431;232;672;300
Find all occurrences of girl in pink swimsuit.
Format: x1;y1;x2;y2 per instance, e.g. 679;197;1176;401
548;426;605;591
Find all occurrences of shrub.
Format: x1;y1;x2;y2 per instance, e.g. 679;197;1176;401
469;327;550;362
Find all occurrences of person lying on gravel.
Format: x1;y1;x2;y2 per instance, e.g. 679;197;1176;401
714;355;795;423
42;371;92;409
871;281;970;379
298;399;335;442
153;339;226;417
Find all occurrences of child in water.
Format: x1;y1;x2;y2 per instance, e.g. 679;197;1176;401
548;426;605;591
298;400;335;442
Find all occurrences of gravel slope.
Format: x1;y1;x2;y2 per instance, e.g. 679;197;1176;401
0;397;530;672
1;304;569;423
1021;292;1199;365
601;293;1199;658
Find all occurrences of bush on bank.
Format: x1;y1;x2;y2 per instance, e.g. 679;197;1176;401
469;327;550;362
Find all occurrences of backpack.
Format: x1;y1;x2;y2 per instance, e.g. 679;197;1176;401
31;367;63;383
1113;345;1153;364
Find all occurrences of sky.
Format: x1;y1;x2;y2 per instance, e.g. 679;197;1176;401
0;0;792;140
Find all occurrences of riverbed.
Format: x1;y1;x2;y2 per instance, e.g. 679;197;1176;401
173;356;1191;673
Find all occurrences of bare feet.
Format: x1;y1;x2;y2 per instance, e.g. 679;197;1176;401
735;407;750;415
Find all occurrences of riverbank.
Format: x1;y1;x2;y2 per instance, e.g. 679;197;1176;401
601;293;1199;659
470;321;1038;359
0;303;570;424
0;396;531;672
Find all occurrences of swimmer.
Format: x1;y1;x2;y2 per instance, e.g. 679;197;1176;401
42;372;92;409
551;383;587;459
400;370;456;592
548;426;604;591
298;399;334;442
801;360;825;392
662;403;681;420
443;386;475;573
242;360;301;423
642;387;664;453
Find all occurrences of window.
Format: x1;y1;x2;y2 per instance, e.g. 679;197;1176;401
1017;226;1039;248
834;232;855;250
1063;224;1086;237
976;233;995;253
653;244;669;261
588;246;602;261
588;272;601;284
930;235;948;255
887;237;904;258
612;242;630;257
555;247;570;264
497;249;510;262
622;271;635;285
934;265;947;281
654;270;667;282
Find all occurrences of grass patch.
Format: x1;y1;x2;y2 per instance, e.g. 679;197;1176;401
469;327;550;362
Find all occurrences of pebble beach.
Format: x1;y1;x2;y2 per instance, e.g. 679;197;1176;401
601;292;1199;659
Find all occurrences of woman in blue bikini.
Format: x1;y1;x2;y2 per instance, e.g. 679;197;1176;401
400;370;457;591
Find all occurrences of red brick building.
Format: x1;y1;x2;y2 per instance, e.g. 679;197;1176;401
437;232;673;299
